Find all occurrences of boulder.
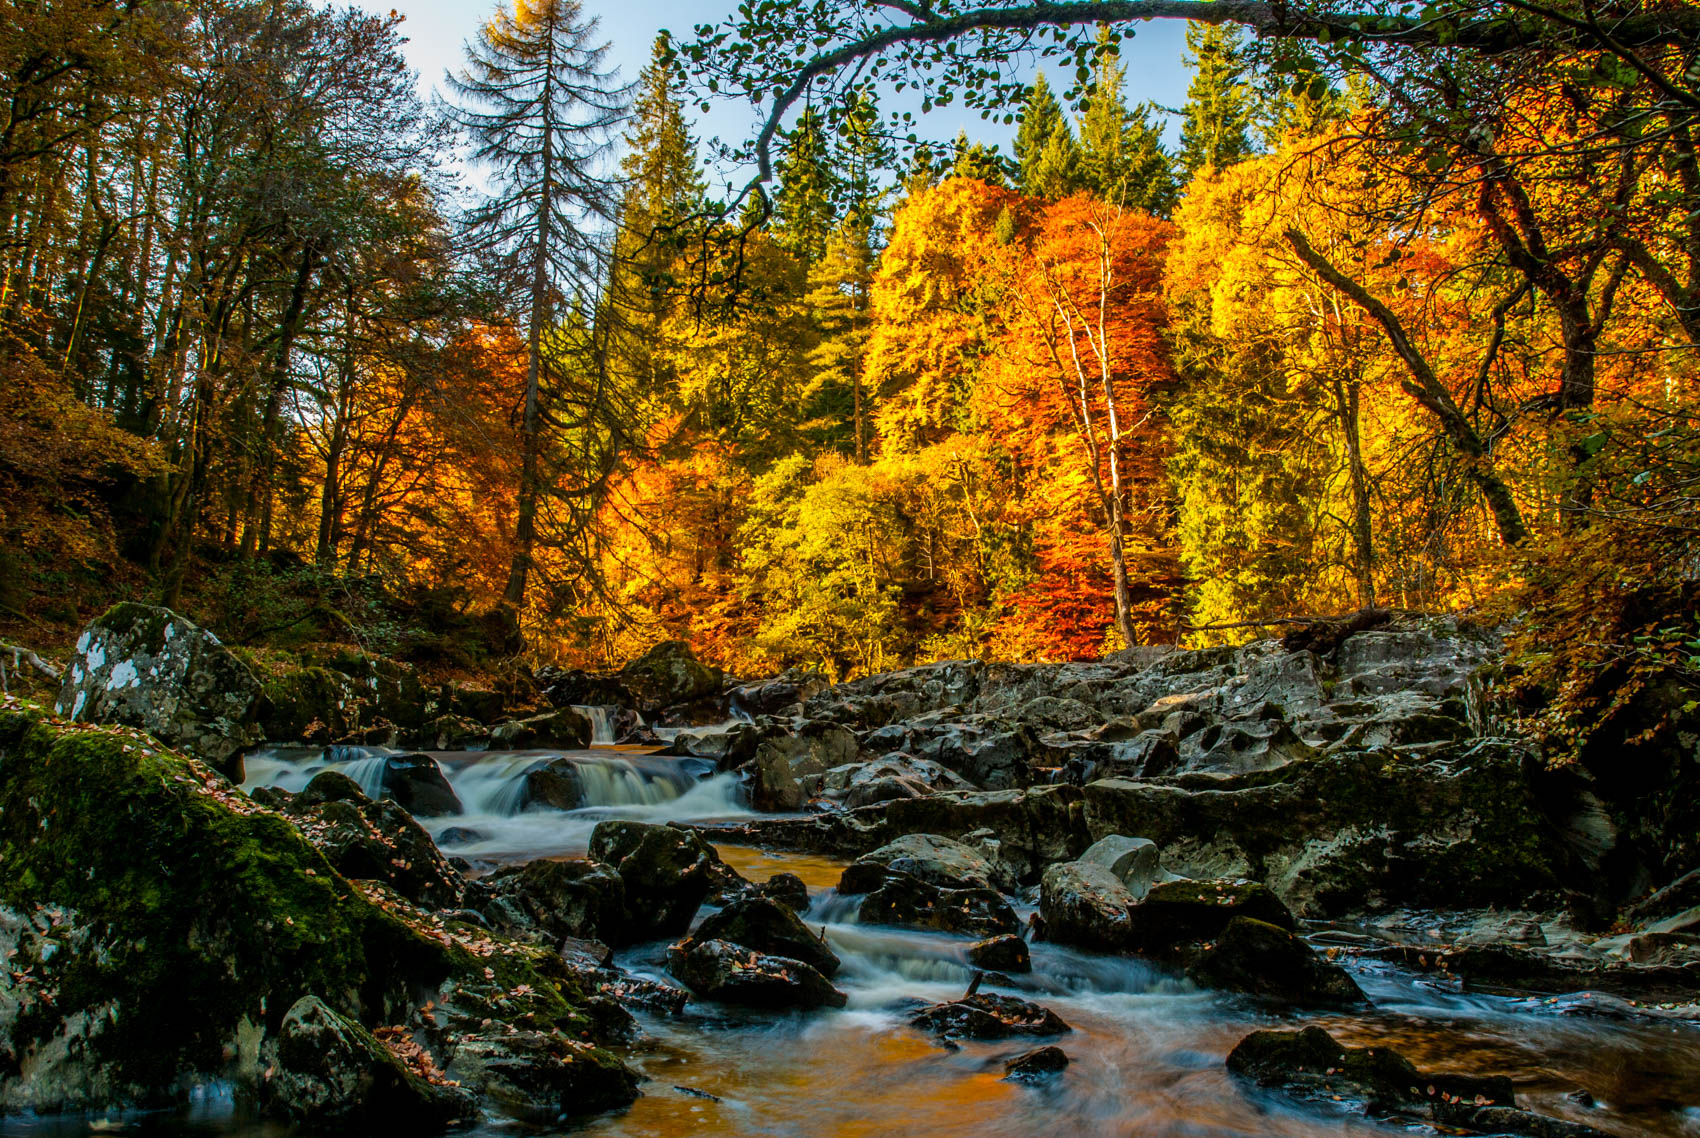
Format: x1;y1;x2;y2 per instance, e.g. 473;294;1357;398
589;821;735;943
536;667;635;711
444;1028;641;1123
483;859;625;944
678;896;840;977
666;939;847;1009
55;603;262;776
1077;835;1168;898
730;668;827;717
408;715;488;752
1225;1026;1615;1137
747;724;861;810
0;706;637;1119
489;708;592;750
1002;1046;1068;1080
842;833;999;892
756;872;811;913
1039;861;1137;951
848;871;1021;938
261;995;476;1130
518;758;586;811
1185;917;1366;1007
380;753;462;817
749;740;805;811
909;993;1071;1040
967;934;1031;973
1125;878;1295;954
619;641;723;712
265;771;467;910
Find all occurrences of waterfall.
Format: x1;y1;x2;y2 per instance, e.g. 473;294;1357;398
571;705;618;745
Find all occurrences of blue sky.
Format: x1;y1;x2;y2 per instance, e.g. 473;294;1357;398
373;0;1194;182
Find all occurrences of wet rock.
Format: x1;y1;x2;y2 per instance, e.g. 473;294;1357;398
489;707;592;750
1078;834;1169;898
844;775;933;808
381;753;462;817
1126;878;1295;954
667;938;847;1009
849;870;1021;938
670;722;778;770
731;668;827;718
842;833;999;892
1179;715;1317;775
261;995;477;1130
757;872;811;913
1185;917;1366;1007
748;724;861;810
619;641;723;712
680;896;840;977
1226;1026;1616;1137
409;714;488;751
444;1028;641;1123
1038;861;1137;951
749;740;804;811
1002;1046;1069;1080
909;993;1071;1040
589;821;736;943
55;603;262;776
483;859;625;944
536;667;634;712
444;682;505;724
968;934;1031;973
278;771;467;910
915;722;1046;789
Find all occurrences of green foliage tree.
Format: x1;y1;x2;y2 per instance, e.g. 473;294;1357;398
1177;23;1255;180
1015;73;1070;194
1079;31;1179;214
773;108;836;268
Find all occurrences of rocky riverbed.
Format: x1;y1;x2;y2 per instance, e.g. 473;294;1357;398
3;604;1697;1135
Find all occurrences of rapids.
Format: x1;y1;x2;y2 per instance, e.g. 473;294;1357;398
31;740;1694;1137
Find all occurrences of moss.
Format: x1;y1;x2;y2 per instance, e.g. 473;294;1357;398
0;705;621;1110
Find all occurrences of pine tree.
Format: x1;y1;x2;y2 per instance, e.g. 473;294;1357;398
1015;73;1068;193
445;0;628;611
1177;23;1254;181
1027;120;1082;199
1077;31;1179;214
950;131;1008;186
805;217;874;462
774;108;836;268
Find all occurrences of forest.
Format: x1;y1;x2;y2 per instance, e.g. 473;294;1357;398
0;0;1697;745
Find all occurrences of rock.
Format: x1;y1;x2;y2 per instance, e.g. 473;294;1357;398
444;1028;641;1123
589;821;735;943
1002;1046;1068;1080
409;715;488;751
749;739;804;811
1039;861;1136;951
679;896;840;977
274;772;467;910
0;705;636;1118
1185;917;1366;1007
666;939;847;1009
843;833;999;892
909;993;1071;1040
845;775;933;808
916;722;1046;789
1077;835;1168;898
1126;878;1295;954
968;934;1031;973
854;871;1021;938
444;682;505;724
757;872;811;913
483;859;625;944
489;708;592;750
1179;716;1317;775
261;995;476;1130
55;603;262;776
536;667;634;712
669;722;776;770
747;724;861;810
1081;743;1572;916
619;641;723;712
380;753;462;817
1225;1026;1616;1137
730;668;827;717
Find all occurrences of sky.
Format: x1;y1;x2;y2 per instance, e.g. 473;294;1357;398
371;0;1194;186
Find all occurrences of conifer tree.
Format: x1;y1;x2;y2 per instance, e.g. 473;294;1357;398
1015;73;1068;193
1027;120;1082;199
1078;31;1179;215
774;108;836;268
949;131;1008;186
1177;23;1254;181
445;0;628;611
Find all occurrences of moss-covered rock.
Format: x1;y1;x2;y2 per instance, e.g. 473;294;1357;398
588;821;737;944
676;896;840;977
54;603;262;775
0;704;637;1121
618;641;722;712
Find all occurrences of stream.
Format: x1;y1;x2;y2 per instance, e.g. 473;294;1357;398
18;740;1698;1137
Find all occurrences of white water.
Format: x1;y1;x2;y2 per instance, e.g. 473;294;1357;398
240;742;755;867
572;705;619;745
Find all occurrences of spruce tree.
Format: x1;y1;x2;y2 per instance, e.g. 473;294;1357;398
1015;73;1068;193
1077;32;1178;214
774;108;836;268
445;0;628;611
950;131;1008;186
1177;23;1254;181
1027;121;1081;198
